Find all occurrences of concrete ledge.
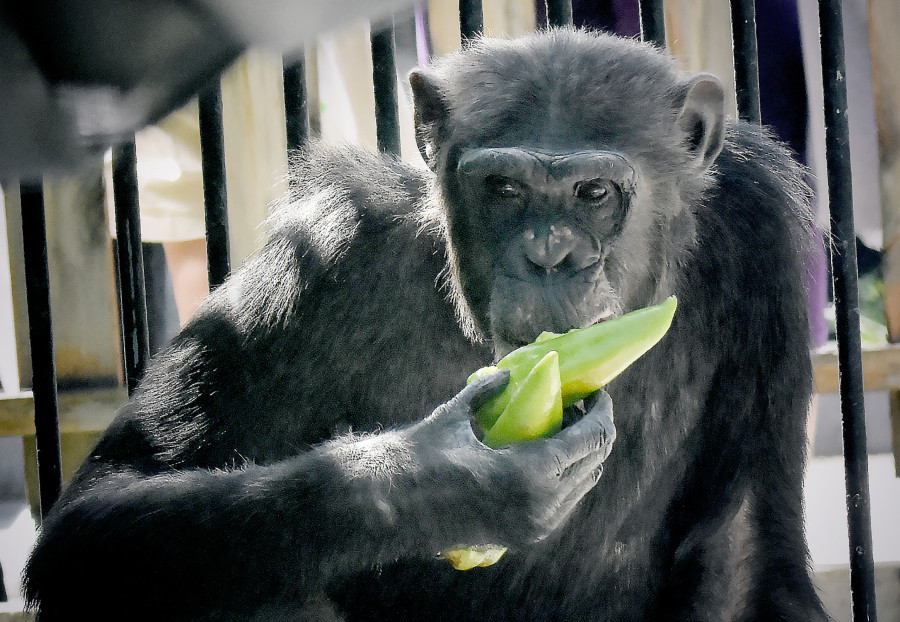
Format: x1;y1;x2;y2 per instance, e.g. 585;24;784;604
814;563;900;621
0;388;124;436
0;602;32;621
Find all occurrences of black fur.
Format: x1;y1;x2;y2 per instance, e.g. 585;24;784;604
24;30;827;621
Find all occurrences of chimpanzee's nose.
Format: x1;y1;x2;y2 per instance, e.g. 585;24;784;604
522;224;580;273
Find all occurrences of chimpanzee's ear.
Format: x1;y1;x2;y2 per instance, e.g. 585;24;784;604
676;73;726;170
409;68;450;171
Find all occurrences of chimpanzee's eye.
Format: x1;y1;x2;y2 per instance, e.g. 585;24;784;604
574;179;613;203
486;175;523;199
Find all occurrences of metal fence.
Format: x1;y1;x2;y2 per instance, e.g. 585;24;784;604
11;0;877;618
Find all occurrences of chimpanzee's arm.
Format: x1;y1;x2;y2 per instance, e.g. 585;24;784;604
24;374;614;618
22;168;616;618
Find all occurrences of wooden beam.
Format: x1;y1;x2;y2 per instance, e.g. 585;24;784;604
0;346;895;434
0;346;894;435
812;345;900;393
0;388;124;437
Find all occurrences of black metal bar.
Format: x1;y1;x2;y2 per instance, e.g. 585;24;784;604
20;181;63;518
818;1;878;620
198;80;231;289
111;139;151;396
730;0;761;124
545;0;573;27
283;57;309;151
371;23;401;156
459;0;483;42
639;0;666;48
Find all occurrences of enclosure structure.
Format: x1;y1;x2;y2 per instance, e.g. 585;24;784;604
0;0;892;619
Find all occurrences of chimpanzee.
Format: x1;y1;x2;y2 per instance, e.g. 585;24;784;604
23;29;828;621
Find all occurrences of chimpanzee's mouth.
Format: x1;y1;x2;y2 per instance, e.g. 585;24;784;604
592;307;617;322
493;304;620;357
562;392;606;429
562;400;587;429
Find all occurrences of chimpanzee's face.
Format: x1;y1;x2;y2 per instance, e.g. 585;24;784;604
410;31;725;354
447;145;635;353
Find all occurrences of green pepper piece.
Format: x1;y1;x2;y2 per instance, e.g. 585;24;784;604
440;544;509;571
481;350;562;448
446;298;676;571
534;331;562;343
474;296;677;429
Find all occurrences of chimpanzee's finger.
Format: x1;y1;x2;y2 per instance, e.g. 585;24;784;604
540;391;615;469
457;368;511;413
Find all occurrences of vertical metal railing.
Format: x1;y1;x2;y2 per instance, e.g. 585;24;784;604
545;0;573;28
283;58;310;151
730;0;761;124
818;1;878;619
459;0;483;41
638;0;666;47
198;81;231;291
371;24;402;156
111;139;151;396
19;181;63;517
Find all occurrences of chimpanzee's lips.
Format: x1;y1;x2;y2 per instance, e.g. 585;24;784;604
496;333;529;352
493;304;619;355
489;261;621;357
589;306;618;324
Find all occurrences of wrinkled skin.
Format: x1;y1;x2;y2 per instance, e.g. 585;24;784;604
24;30;827;622
455;147;634;351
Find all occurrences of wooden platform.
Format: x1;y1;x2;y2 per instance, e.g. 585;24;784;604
0;346;898;435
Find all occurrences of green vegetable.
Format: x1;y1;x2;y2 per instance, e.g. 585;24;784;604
482;350;562;448
440;544;509;571
472;296;678;431
440;296;678;571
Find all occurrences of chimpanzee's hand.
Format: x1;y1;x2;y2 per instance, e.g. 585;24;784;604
399;370;616;550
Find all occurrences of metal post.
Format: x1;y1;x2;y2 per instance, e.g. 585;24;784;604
730;0;762;124
818;0;878;619
459;0;483;42
283;57;309;151
639;0;666;48
111;139;151;396
371;23;401;156
20;181;63;517
198;81;231;290
545;0;573;27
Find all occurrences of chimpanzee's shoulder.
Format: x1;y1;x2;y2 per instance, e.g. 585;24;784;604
262;143;439;265
713;122;813;232
685;123;815;320
695;122;814;277
283;143;430;217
